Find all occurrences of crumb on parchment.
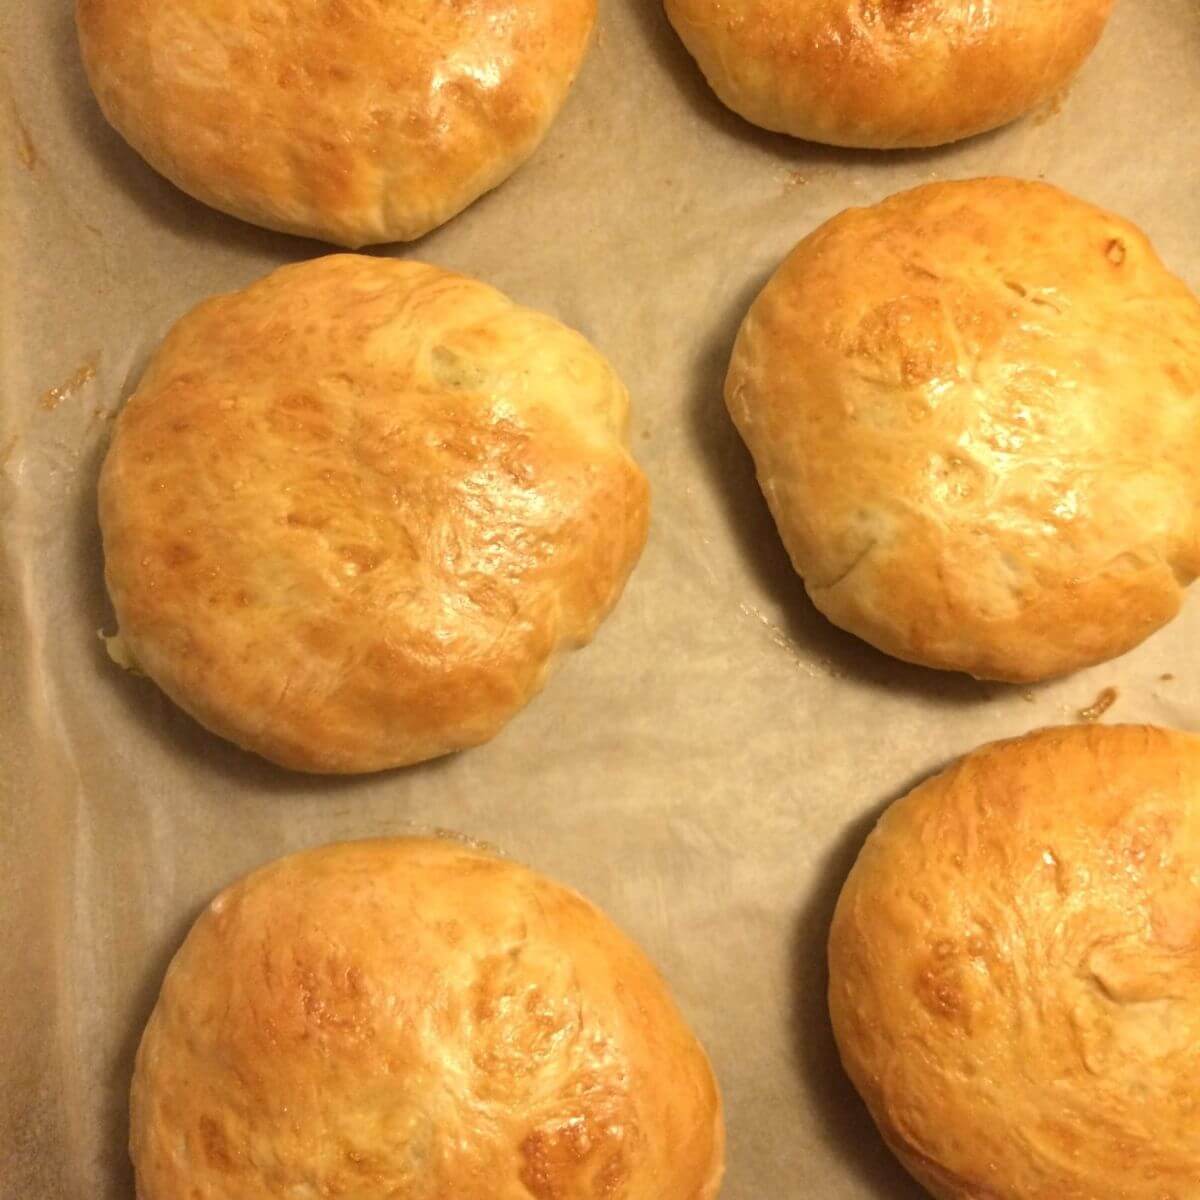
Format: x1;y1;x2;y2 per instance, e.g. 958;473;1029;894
1078;686;1118;722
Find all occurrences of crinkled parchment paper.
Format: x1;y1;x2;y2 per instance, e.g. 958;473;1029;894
3;2;1199;1195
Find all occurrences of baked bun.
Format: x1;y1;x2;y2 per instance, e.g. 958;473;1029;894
829;724;1200;1200
663;0;1114;148
75;0;594;245
99;255;648;773
130;838;725;1200
725;178;1200;683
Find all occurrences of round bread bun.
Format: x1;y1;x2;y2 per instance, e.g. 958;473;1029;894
663;0;1114;148
725;178;1200;683
129;838;725;1200
829;723;1200;1200
98;255;649;773
75;0;595;246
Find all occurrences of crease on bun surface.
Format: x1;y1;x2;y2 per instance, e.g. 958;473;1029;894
99;255;649;773
663;0;1115;148
725;177;1200;683
130;837;725;1200
76;0;596;245
829;723;1200;1200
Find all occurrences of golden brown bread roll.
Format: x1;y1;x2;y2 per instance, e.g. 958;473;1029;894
829;724;1200;1200
130;838;725;1199
663;0;1114;148
75;0;595;245
99;255;649;773
725;178;1200;683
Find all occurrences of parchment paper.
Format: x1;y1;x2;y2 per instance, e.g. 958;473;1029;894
3;2;1199;1196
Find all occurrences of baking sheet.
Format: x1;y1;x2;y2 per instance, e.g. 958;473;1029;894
3;2;1200;1196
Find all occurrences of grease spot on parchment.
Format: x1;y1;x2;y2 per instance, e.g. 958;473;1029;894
40;357;100;411
87;406;117;432
0;435;18;467
1034;86;1071;127
738;601;843;679
15;116;36;170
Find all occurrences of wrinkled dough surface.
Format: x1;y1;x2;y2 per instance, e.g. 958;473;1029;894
130;839;725;1200
77;0;595;244
830;724;1200;1199
99;255;649;772
725;178;1200;682
664;0;1114;148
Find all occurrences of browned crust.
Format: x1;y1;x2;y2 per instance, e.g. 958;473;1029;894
100;255;649;772
131;838;725;1199
725;178;1200;682
664;0;1115;148
829;724;1200;1199
77;0;596;244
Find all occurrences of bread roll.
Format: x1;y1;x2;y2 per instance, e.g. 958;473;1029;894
725;178;1200;682
664;0;1114;148
130;838;725;1199
76;0;595;245
829;724;1200;1199
99;255;649;772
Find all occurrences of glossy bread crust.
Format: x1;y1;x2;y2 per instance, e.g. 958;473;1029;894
130;838;725;1200
76;0;595;245
829;724;1200;1199
664;0;1114;148
99;255;649;773
725;178;1200;683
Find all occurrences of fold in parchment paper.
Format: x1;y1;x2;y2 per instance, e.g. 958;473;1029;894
3;2;1199;1196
